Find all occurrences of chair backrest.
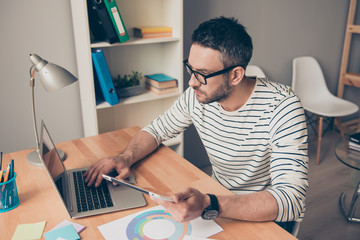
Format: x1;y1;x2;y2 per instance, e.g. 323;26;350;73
246;65;266;78
292;56;332;101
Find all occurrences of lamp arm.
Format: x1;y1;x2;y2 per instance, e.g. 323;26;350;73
30;66;40;152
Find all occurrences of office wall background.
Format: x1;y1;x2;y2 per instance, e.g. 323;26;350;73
1;0;359;165
183;0;360;169
0;0;83;153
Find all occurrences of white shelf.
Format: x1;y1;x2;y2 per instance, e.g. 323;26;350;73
96;90;180;109
91;36;180;48
70;0;184;156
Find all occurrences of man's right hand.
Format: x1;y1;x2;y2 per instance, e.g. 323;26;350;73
84;155;131;187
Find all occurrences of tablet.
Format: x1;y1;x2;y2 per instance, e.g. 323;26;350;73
102;174;174;202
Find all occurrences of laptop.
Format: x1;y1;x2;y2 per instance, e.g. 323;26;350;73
38;120;146;218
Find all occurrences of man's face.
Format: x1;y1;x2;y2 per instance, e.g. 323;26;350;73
187;44;233;104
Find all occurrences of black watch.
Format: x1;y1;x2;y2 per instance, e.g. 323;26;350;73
201;194;219;220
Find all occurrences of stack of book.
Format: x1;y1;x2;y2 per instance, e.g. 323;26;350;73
349;132;360;151
133;26;172;39
145;73;178;95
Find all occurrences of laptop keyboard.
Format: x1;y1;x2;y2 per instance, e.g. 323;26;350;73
73;170;114;212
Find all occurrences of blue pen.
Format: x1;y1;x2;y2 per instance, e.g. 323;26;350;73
0;152;2;183
9;159;14;179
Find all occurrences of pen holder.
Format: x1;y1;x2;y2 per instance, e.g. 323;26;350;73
0;172;20;212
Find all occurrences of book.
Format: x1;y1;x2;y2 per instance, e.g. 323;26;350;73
103;0;129;43
86;0;119;43
145;83;178;95
91;49;119;106
145;73;176;81
133;26;172;38
350;132;360;144
349;141;360;152
145;73;177;89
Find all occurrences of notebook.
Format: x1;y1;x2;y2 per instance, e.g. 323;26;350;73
38;120;146;218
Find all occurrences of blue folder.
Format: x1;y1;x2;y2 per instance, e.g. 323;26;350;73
91;49;119;106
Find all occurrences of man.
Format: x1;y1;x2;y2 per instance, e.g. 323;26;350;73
84;16;308;233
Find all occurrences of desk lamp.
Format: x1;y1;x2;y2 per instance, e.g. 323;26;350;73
27;53;78;166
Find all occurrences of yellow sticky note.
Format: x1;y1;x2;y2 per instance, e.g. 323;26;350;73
12;221;46;240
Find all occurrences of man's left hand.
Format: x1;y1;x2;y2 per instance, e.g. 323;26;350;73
151;187;210;222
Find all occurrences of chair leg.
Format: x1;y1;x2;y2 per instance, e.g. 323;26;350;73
316;116;323;165
335;117;347;149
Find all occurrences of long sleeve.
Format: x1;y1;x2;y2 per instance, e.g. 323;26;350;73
266;95;308;222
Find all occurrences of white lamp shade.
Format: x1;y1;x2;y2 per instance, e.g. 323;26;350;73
30;53;77;92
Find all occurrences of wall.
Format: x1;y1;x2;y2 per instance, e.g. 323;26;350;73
0;0;83;153
183;0;360;169
1;0;359;164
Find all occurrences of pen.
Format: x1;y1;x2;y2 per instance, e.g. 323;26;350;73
0;152;2;183
0;151;3;172
9;159;14;179
2;164;10;191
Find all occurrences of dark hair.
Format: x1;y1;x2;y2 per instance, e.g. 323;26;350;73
191;16;253;68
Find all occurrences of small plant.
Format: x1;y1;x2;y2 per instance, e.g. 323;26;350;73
113;71;142;90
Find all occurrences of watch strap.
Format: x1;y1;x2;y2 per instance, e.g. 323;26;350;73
207;194;219;211
201;193;219;220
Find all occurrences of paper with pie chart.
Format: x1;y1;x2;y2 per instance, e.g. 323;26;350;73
98;205;223;240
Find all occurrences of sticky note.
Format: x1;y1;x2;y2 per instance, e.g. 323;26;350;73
44;224;80;240
11;221;46;240
50;219;86;233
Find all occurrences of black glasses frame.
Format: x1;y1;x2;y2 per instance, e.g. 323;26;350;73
183;59;243;85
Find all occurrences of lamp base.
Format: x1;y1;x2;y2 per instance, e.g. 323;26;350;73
27;149;66;167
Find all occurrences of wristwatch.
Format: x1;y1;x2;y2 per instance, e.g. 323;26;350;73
201;194;219;220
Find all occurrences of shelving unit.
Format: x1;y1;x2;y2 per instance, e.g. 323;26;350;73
70;0;184;155
337;0;360;133
338;0;360;98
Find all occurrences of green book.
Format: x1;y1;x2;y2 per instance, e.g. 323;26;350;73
145;73;176;82
103;0;129;43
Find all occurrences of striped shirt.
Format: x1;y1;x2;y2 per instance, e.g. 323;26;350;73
142;78;308;222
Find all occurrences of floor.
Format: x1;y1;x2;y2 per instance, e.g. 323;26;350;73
297;130;360;240
201;129;360;240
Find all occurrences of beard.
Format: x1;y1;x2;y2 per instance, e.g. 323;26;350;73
194;76;233;104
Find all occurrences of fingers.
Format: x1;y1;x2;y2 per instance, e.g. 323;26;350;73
84;155;132;188
151;194;176;206
151;188;204;222
115;166;130;180
174;188;194;202
85;162;107;187
84;157;117;187
151;196;185;222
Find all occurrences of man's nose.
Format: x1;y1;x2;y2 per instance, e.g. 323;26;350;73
188;74;201;88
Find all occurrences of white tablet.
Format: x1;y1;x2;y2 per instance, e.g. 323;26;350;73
102;174;174;202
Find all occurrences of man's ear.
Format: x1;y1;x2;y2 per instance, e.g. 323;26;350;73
230;66;245;86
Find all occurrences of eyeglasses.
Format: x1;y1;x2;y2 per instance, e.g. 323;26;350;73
183;59;242;85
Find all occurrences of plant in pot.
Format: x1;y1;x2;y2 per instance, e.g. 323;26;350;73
112;71;144;98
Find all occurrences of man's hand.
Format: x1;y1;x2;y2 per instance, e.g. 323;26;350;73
84;155;131;187
152;187;210;222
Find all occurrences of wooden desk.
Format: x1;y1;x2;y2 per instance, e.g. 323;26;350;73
0;127;296;239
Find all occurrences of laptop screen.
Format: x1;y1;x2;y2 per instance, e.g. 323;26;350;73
40;121;66;181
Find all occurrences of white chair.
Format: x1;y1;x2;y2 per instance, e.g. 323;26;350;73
292;56;359;164
246;65;266;78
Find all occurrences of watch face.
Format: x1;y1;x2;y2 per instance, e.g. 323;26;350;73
202;209;219;220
